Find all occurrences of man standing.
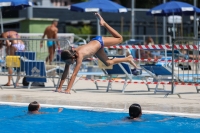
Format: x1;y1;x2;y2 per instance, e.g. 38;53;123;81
40;20;60;65
0;31;25;86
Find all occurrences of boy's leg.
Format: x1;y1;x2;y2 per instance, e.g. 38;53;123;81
95;13;123;47
3;68;12;86
95;48;109;65
48;46;53;64
95;48;137;68
4;47;15;86
52;44;56;63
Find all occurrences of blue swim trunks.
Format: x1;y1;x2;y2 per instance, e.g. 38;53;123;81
91;36;104;48
47;40;55;47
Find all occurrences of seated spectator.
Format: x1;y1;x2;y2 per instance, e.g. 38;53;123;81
136;49;153;59
145;36;154;45
0;31;25;86
51;0;69;6
179;49;200;60
136;37;162;59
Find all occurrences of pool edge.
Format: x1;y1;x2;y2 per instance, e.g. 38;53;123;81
1;101;200;118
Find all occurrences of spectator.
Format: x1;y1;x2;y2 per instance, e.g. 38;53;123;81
136;37;162;59
0;31;25;86
145;36;154;45
40;20;60;65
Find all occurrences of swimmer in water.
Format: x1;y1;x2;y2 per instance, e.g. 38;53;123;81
28;101;63;114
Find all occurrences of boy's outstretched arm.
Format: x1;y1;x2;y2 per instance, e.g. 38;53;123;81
65;58;82;94
57;64;70;92
58;108;63;113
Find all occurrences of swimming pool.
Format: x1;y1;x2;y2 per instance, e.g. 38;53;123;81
0;104;200;133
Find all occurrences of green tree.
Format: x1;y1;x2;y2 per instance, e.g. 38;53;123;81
67;25;93;38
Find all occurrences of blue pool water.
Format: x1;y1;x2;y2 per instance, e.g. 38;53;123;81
0;105;200;133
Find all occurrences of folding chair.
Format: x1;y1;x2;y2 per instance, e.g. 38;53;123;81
15;51;36;61
22;60;62;89
56;55;142;93
140;64;179;94
105;63;134;93
64;55;126;93
14;51;36;88
179;74;200;93
94;55;143;93
23;60;47;89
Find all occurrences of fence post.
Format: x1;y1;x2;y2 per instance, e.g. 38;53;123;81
171;38;175;94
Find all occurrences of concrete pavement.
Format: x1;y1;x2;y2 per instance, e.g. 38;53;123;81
0;76;200;114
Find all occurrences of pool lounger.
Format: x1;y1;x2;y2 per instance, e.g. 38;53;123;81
58;55;143;93
140;64;200;94
140;64;173;94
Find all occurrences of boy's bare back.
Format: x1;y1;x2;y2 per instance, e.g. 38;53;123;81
75;41;101;59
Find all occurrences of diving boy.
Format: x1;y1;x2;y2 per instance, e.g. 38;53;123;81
57;13;139;94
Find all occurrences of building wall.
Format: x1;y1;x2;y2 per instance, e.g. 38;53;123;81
20;19;56;33
18;7;194;40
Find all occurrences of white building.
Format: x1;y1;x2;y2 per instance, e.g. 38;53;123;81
32;0;71;7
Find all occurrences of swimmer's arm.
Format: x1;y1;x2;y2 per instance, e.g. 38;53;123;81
58;108;63;113
41;108;63;113
28;108;63;114
157;117;174;122
58;64;70;89
66;58;82;92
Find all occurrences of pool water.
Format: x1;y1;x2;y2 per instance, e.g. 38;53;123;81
0;105;200;133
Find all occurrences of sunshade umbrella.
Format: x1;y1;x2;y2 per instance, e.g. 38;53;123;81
0;0;32;33
70;0;127;35
147;1;200;38
147;1;200;94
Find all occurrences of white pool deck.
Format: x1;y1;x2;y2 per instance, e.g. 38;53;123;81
0;76;200;115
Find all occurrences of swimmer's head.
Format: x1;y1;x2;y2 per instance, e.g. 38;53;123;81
28;101;40;112
61;48;77;65
52;20;58;26
129;103;142;119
